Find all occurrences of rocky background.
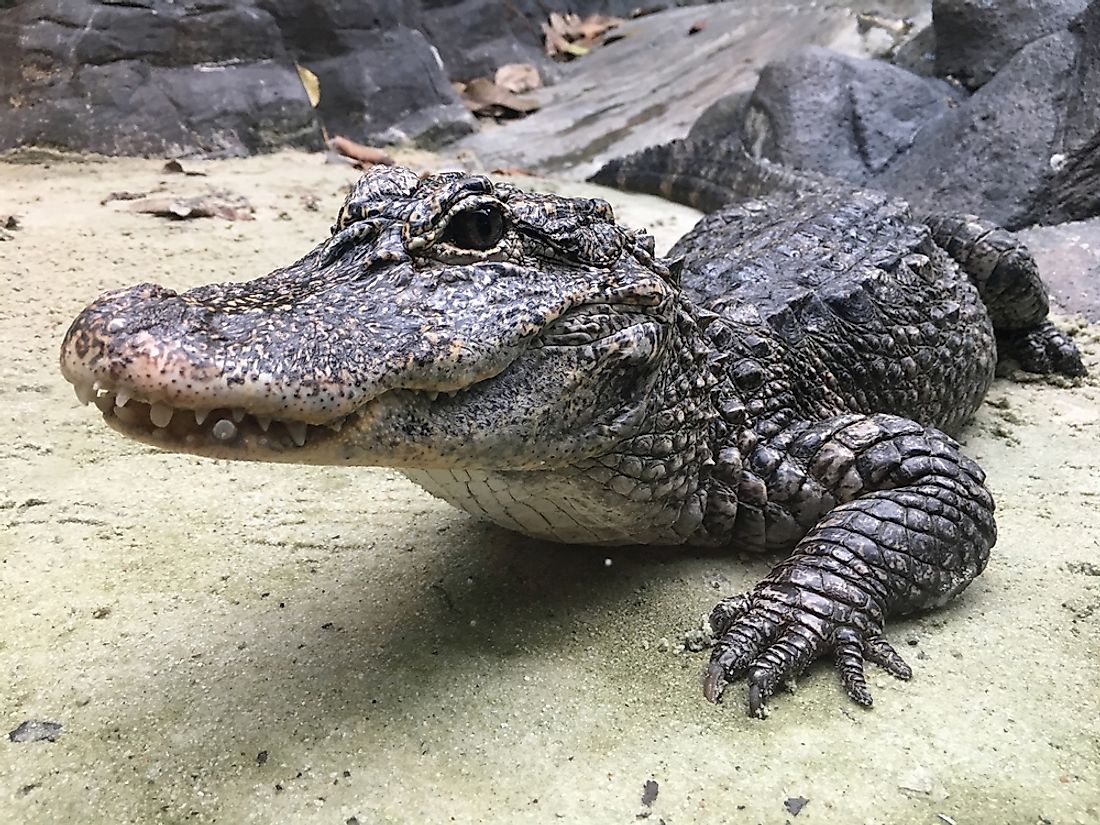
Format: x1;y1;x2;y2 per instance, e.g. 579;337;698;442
0;0;711;156
692;0;1100;229
0;0;1097;232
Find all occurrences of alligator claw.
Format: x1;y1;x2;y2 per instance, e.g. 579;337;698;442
704;587;908;717
999;319;1086;377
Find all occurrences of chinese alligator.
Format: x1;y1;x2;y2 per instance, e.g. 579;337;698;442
60;141;1085;717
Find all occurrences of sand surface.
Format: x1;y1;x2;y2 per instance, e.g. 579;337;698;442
1;152;1098;824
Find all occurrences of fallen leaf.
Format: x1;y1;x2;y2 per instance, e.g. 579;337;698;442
127;194;254;221
543;12;624;60
459;78;540;119
494;62;540;94
296;63;322;107
100;191;148;205
328;136;395;168
641;779;659;807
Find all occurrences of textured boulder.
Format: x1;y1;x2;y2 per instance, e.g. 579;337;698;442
677;0;1100;229
875;27;1080;228
0;0;322;157
0;0;717;157
1028;1;1100;225
256;0;475;148
728;47;964;185
932;0;1088;89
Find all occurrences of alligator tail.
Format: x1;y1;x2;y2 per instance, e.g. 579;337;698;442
588;138;822;213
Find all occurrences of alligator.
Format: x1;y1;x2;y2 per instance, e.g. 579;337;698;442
60;142;1085;717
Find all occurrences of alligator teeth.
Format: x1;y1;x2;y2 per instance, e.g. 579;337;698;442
149;404;174;428
94;392;116;413
211;419;238;441
426;392;440;402
231;408;246;423
194;409;210;426
74;384;95;405
256;416;271;432
327;418;344;433
285;421;308;447
115;390;131;408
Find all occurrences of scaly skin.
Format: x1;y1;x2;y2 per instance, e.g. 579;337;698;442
61;155;1084;717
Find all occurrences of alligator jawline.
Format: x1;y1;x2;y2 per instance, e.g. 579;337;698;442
74;382;480;453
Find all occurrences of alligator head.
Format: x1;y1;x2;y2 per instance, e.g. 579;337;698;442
61;167;710;473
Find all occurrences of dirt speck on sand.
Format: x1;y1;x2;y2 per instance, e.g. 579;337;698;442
1;152;1098;824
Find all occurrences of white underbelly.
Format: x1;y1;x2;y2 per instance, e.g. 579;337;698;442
403;468;687;546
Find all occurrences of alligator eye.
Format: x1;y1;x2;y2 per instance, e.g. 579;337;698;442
441;206;506;251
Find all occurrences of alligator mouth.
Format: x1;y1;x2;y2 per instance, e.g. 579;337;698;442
71;379;476;453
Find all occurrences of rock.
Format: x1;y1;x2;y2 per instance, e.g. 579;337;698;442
892;23;938;76
303;28;475;148
1027;1;1100;225
687;91;752;144
932;0;1088;89
0;0;322;157
671;1;1100;228
736;47;964;185
0;0;723;157
456;1;933;178
875;27;1079;228
8;720;63;743
1017;217;1100;321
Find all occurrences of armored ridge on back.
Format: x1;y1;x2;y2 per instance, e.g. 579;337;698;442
60;146;1084;717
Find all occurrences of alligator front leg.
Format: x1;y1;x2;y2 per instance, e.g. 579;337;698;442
705;414;996;716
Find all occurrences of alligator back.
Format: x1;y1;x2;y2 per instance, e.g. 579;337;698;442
672;187;997;435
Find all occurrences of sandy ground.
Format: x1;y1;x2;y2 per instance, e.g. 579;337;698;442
1;152;1098;825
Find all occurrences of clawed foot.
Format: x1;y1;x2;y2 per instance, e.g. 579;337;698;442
999;320;1086;378
702;587;912;717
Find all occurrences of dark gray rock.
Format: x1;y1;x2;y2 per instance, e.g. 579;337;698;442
304;28;475;148
0;0;323;157
687;91;752;144
9;720;63;743
0;0;721;157
876;28;1078;228
675;1;1100;229
735;47;964;185
457;1;934;178
892;23;937;76
1029;1;1100;225
932;0;1087;89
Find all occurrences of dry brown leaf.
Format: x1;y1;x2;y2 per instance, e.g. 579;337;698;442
100;191;148;205
127;194;254;222
328;136;396;168
459;77;540;119
494;63;540;94
543;13;624;60
295;63;322;107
